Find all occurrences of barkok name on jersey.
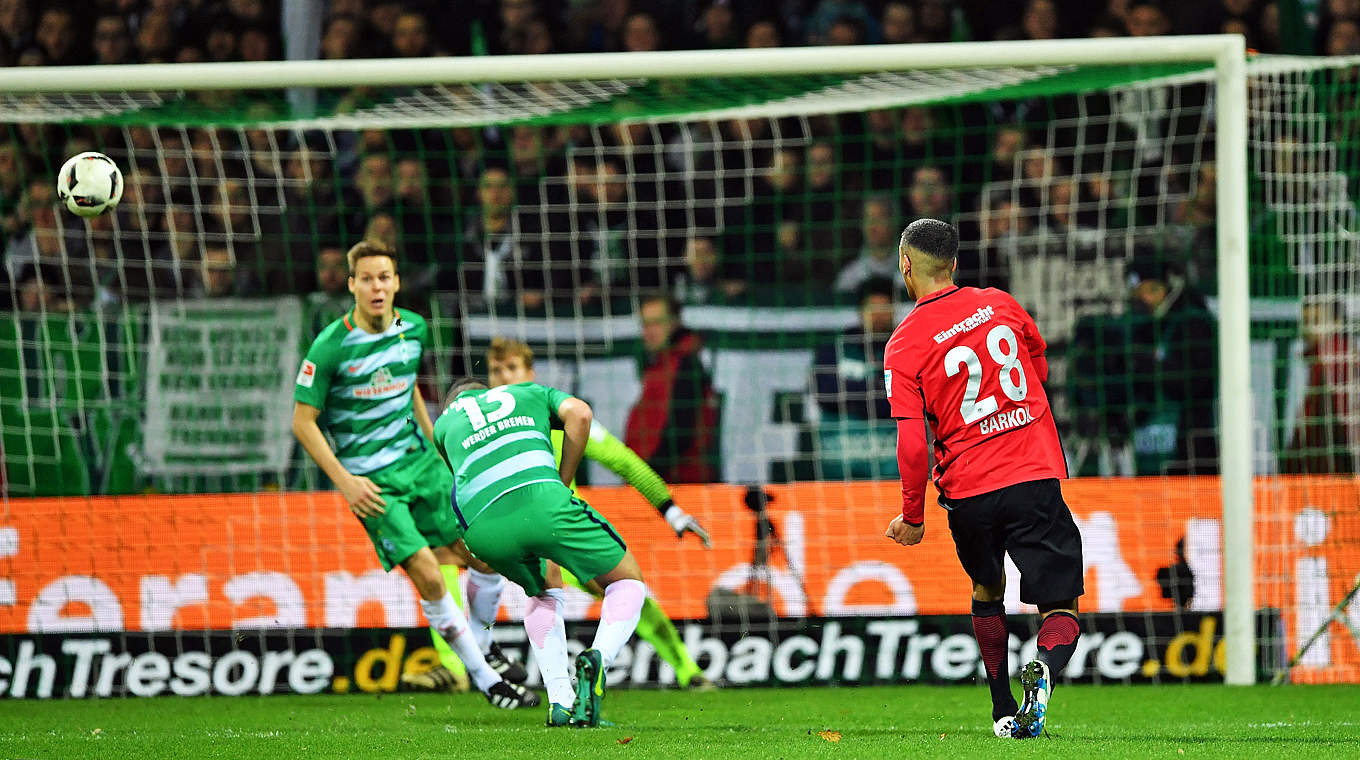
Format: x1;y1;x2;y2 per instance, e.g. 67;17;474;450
977;405;1035;435
460;413;537;449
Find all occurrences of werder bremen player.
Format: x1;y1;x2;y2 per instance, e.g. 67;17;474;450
290;240;537;710
473;336;714;690
432;378;649;728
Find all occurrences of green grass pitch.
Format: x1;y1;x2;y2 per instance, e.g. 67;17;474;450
3;685;1358;759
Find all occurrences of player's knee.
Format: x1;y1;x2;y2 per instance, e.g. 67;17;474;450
1038;600;1078;616
972;581;1005;602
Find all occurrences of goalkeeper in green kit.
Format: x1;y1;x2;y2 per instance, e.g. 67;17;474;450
432;377;651;727
290;240;536;709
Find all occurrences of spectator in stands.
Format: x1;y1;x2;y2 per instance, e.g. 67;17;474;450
1283;299;1360;474
723;147;806;289
363;212;398;249
1260;3;1282;51
671;236;743;305
0;140;28;240
880;2;915;43
512;17;557;54
322;14;363;59
906;165;951;220
137;11;176;62
92;15;134;65
391;156;446;292
744;19;783;47
695;0;739;49
565;0;632;53
13;263;81;314
1075;254;1218;475
1325;17;1360;54
194;245;245;298
1125;2;1172;36
625;293;720;483
967;189;1029;288
346;152;395;233
834;195;900;295
204;23;238;62
456;164;540;309
34;7;78;65
281;136;342;244
308;244;352;330
175;44;203;63
14;46;44;65
495;0;536;52
824;16;867;45
812;277;896;421
989;125;1026;183
4;179;76;287
369;0;404;43
392;10;434;57
804;140;856;278
228;0;271;25
1003;0;1060;40
916;0;954;41
577;156;665;296
0;0;33;62
805;0;878;44
621;11;662;52
238;25;278;62
508;125;554;202
161;206;201;265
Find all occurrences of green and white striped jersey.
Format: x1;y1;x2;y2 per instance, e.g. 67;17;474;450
294;308;429;475
432;382;573;527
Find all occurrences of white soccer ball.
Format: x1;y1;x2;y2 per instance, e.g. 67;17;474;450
56;152;124;218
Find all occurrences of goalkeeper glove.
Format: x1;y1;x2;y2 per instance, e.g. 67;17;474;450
663;503;712;548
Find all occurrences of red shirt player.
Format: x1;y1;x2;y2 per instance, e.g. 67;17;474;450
882;219;1083;740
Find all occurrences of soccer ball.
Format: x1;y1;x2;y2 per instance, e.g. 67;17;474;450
56;152;124;218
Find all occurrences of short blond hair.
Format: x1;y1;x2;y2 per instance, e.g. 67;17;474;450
345;239;398;275
487;336;534;368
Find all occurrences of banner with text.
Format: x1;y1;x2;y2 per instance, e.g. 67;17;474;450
0;611;1280;698
140;298;301;475
0;478;1356;682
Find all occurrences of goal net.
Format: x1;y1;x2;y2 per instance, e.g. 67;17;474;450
1;42;1356;695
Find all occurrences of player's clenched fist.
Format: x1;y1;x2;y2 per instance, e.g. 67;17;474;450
342;474;387;518
885;514;925;546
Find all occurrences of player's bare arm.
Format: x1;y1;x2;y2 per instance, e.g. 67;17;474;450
556;397;592;486
412;384;435;441
291;401;386;517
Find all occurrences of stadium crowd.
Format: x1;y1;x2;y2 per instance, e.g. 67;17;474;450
1;0;1358;485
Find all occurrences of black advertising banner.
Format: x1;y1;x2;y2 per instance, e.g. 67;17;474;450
0;611;1280;698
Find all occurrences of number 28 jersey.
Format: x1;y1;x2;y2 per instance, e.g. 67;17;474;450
884;285;1067;500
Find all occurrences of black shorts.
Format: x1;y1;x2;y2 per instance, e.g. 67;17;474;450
941;478;1084;607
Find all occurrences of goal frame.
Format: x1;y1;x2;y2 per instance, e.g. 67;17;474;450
1;34;1255;685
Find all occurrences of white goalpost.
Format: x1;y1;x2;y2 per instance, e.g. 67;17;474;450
1;36;1259;685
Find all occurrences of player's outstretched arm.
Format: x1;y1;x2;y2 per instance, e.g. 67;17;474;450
556;396;593;487
292;401;387;518
584;422;711;547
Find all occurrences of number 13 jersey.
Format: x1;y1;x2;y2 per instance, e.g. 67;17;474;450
883;285;1067;500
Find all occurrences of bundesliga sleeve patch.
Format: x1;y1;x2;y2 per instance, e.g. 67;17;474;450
297;359;316;388
884;369;892;398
